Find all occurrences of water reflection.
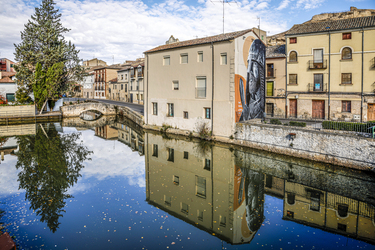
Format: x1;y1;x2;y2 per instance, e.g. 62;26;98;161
145;132;375;245
14;124;92;232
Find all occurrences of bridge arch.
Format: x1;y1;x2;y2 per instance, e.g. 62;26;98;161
60;102;116;117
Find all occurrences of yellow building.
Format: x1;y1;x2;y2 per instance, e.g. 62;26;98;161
285;15;375;121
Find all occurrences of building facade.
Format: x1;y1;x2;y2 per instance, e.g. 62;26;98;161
0;72;17;102
82;70;95;99
144;29;266;137
285;15;375;121
265;45;286;117
129;60;144;104
116;67;130;102
94;66;122;99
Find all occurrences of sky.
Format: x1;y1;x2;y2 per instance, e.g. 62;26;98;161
1;0;375;64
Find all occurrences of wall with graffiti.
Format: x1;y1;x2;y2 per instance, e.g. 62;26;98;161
235;37;266;122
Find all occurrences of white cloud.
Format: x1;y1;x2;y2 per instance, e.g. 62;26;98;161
276;0;291;10
296;0;325;10
1;0;287;64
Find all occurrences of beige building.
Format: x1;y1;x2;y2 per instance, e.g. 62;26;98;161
285;15;375;121
82;58;107;70
116;66;131;102
144;29;267;137
129;59;145;104
265;45;286;117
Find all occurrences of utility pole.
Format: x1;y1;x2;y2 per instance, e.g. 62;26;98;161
211;0;237;34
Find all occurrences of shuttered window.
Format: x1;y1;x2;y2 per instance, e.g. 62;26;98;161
180;54;188;64
195;176;206;198
341;73;352;84
313;49;323;63
196;77;206;98
266;81;273;96
289;74;297;85
342;101;351;112
342;47;352;60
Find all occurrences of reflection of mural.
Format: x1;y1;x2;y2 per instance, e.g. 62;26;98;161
236;39;266;122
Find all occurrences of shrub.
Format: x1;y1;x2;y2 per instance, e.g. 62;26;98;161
289;121;306;127
270;119;282;125
322;120;375;133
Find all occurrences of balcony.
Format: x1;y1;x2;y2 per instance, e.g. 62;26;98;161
309;60;327;69
308;83;327;92
266;69;274;78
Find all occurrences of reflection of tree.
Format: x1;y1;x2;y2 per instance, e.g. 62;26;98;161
15;124;92;232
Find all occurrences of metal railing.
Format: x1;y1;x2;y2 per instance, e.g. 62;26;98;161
308;83;327;92
263;114;374;138
308;60;327;69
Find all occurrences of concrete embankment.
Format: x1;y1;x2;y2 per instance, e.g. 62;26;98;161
143;122;375;172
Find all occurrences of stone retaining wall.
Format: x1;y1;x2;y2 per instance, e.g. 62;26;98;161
0;105;36;117
234;122;375;171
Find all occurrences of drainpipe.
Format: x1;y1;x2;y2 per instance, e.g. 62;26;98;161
361;28;364;122
328;31;331;120
285;41;288;118
211;41;214;135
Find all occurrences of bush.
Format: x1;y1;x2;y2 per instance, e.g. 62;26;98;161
270;119;282;125
322;120;375;133
289;121;306;127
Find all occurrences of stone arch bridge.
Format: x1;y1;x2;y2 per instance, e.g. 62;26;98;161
60;102;116;117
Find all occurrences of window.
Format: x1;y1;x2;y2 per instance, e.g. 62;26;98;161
125;84;127;92
220;216;226;227
286;211;294;218
313;49;323;63
289;51;297;62
121;84;123;90
121;75;124;80
198;51;203;62
183;151;188;159
265;175;272;188
198;210;203;221
220;53;227;65
168;148;174;162
204;108;211;119
173;175;179;185
287;193;295;205
267;63;274;77
196;77;206;98
310;192;320;212
338;223;347;232
173;81;179;90
204;159;211;171
180;54;188;64
152;102;158;115
195;176;206;198
125;74;128;80
164;195;171;206
338;204;349;217
163;56;170;65
152;144;158;157
168;103;174;117
342;101;351;112
289;37;297;44
341;73;352;84
342;32;351;40
181;203;189;214
314;74;323;91
183;111;188;119
289;74;297;85
342;47;352;60
266;81;273;96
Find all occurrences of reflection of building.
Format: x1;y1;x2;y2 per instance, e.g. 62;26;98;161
0;137;18;162
283;181;375;244
145;133;264;244
94;125;118;140
113;121;144;156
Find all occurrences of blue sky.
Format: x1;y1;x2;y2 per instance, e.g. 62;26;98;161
1;0;374;64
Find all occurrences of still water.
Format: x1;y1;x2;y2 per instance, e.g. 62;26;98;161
0;117;374;250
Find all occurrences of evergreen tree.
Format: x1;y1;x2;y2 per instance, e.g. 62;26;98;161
14;0;84;106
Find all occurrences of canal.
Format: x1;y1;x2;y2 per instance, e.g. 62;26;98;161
0;116;374;249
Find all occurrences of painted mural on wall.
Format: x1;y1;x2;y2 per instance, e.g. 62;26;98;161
235;39;266;122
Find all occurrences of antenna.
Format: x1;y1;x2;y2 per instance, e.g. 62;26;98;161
112;55;114;65
210;0;238;34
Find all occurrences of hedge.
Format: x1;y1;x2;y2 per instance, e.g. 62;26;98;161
322;120;375;133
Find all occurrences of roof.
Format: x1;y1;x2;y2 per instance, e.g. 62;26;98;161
0;72;16;77
144;29;254;53
286;15;375;36
266;45;286;58
94;65;124;71
0;77;15;83
109;78;118;83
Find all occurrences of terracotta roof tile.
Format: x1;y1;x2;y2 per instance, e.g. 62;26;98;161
144;29;254;53
109;78;118;83
0;77;15;83
286;16;375;36
1;72;16;77
266;45;286;58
